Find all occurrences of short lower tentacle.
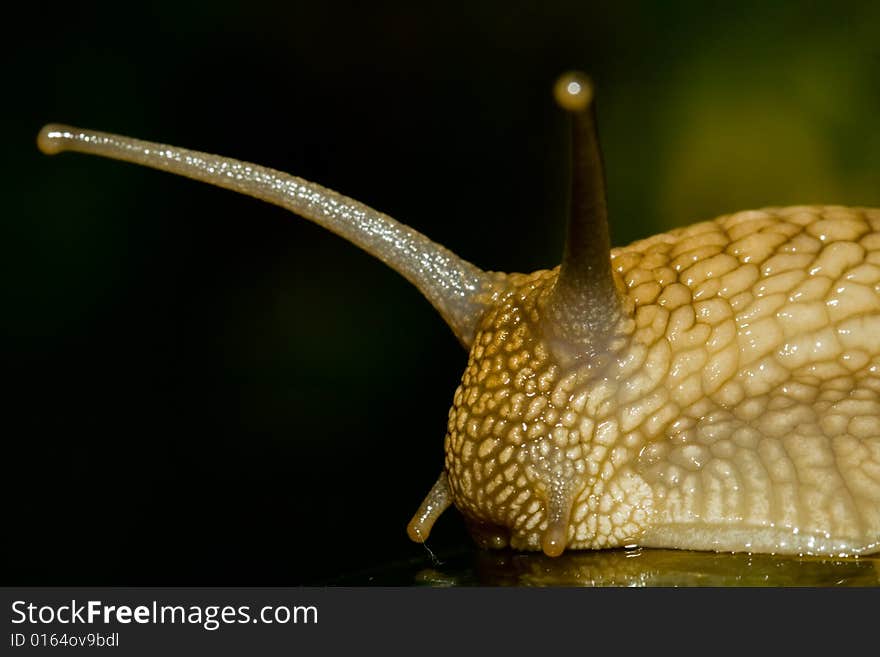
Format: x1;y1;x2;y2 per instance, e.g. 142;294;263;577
407;471;453;543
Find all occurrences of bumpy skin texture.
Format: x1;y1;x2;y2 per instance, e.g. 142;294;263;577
447;205;880;556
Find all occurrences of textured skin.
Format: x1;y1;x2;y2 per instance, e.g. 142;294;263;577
446;205;880;556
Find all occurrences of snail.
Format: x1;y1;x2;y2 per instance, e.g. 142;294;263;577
38;72;880;558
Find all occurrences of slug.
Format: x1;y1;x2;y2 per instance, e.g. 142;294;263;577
37;72;880;558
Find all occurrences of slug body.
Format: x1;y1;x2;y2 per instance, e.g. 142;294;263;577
38;73;880;558
445;205;880;557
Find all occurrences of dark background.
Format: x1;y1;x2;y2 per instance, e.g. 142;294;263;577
3;1;879;584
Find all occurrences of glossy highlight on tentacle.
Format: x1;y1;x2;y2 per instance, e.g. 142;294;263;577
544;72;622;358
36;124;494;348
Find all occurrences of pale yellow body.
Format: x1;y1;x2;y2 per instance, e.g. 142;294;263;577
448;205;880;555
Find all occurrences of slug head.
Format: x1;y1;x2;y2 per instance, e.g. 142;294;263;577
37;72;644;558
410;73;643;556
444;269;645;556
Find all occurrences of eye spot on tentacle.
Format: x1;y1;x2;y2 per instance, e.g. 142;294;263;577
553;72;594;112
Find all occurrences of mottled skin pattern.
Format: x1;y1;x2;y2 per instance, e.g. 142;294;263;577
448;205;880;555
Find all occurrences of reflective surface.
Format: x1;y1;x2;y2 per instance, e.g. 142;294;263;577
334;547;880;587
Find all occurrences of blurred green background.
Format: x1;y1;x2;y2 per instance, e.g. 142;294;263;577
2;0;879;584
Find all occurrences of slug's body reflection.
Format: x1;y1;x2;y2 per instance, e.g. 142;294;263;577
336;548;880;586
452;549;880;586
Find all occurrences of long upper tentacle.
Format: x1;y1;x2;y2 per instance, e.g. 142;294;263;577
544;73;623;357
37;124;493;348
